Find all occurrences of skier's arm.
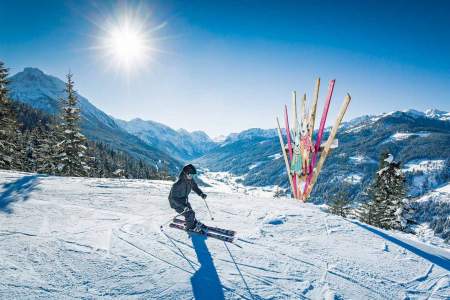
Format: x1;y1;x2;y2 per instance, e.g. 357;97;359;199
192;180;206;198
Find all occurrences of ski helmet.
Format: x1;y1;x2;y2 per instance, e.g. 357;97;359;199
182;164;197;175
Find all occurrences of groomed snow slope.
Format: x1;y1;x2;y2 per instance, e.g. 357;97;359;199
0;171;449;299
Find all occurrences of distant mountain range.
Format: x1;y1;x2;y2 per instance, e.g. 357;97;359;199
8;67;450;202
195;109;450;203
114;118;216;161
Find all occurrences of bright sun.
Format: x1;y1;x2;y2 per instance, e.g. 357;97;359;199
96;9;157;75
104;20;149;70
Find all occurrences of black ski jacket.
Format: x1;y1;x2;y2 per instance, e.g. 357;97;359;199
168;173;205;211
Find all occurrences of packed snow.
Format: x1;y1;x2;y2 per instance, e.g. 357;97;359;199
0;170;449;299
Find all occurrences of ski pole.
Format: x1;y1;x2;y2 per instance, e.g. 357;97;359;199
202;197;214;221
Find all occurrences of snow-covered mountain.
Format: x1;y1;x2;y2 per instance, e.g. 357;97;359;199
195;108;450;203
402;183;450;243
222;128;278;146
115;118;217;161
8;67;181;174
1;170;448;299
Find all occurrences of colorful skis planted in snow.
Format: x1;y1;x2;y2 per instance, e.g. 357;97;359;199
276;78;350;202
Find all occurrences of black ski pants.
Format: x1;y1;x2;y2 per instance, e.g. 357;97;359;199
175;203;196;229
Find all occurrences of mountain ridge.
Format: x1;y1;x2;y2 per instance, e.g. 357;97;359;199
8;67;182;175
114;117;217;161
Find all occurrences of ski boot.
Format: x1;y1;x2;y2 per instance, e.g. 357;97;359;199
191;221;207;234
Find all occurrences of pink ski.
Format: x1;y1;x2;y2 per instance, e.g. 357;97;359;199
304;80;335;195
284;105;298;197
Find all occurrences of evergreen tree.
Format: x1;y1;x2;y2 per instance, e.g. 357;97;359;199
35;125;59;175
0;61;20;170
363;152;406;230
19;129;36;172
357;200;376;225
329;188;351;217
55;73;89;176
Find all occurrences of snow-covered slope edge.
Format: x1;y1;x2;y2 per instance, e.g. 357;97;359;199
0;170;448;299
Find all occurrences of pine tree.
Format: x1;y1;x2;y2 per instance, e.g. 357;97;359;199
357;200;376;224
329;188;351;217
364;152;406;230
35;125;59;175
19;129;36;172
55;72;89;176
0;61;20;170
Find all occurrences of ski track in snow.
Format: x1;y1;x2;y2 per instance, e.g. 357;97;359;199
0;170;449;299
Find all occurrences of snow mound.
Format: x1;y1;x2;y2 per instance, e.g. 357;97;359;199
263;214;287;225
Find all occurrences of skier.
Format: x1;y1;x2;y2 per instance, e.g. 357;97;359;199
168;164;207;232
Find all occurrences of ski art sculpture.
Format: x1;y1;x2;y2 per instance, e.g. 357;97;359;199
276;78;351;201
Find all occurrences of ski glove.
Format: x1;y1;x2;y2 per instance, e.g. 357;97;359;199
201;193;207;200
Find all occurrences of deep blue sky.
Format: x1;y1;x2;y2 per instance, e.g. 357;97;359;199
1;0;449;137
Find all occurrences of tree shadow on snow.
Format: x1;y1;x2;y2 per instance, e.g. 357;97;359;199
352;221;450;271
190;234;225;300
0;175;41;214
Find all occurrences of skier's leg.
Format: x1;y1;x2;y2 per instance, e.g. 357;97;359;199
177;202;195;230
184;209;197;230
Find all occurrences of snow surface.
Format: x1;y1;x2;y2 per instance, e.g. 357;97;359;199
199;171;279;198
0;170;449;299
383;132;431;143
403;160;447;196
403;159;446;174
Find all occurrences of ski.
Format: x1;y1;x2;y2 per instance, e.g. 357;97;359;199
304;79;335;194
172;218;236;236
168;223;235;243
284;104;298;197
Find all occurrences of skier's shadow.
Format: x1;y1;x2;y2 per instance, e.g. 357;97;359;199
190;234;225;300
0;175;41;214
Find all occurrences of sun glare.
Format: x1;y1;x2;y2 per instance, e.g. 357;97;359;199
93;4;165;75
104;19;149;71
